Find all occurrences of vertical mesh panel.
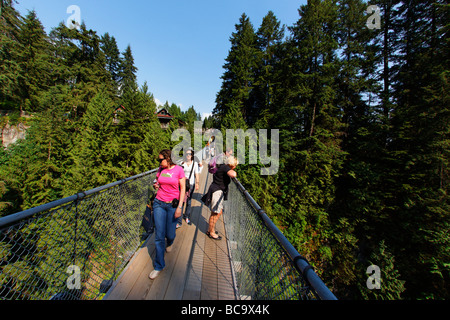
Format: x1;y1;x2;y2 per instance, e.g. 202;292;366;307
0;171;156;300
224;181;318;300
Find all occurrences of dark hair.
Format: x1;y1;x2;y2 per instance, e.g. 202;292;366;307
159;149;175;166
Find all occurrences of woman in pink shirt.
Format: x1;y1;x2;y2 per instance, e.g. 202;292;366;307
149;149;185;280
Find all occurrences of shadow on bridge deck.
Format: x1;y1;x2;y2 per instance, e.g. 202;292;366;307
103;165;237;300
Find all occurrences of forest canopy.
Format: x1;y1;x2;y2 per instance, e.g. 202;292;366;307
0;1;201;213
212;1;449;300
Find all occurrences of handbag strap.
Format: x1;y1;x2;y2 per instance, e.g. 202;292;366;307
187;160;195;180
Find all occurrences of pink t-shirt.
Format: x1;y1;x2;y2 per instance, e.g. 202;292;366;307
156;165;185;202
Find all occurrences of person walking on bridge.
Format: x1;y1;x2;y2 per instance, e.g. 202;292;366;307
149;149;186;280
201;156;238;240
178;148;200;227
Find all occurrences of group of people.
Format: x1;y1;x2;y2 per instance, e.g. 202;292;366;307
149;147;237;280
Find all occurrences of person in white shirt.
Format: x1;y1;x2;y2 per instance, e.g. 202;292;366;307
178;149;200;227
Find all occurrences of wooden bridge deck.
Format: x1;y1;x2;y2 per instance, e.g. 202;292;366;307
104;165;237;300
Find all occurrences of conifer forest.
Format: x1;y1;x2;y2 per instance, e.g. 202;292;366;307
1;0;449;300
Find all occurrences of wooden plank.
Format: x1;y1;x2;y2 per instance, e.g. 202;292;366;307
181;205;207;299
104;236;156;300
181;235;205;299
125;245;156;300
163;204;201;299
105;163;237;301
200;194;221;300
182;168;209;300
144;223;188;300
201;233;218;300
144;163;210;300
216;217;236;300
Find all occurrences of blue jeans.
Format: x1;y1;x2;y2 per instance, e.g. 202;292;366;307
153;198;177;271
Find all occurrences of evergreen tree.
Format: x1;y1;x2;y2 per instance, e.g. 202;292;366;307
49;22;112;118
184;105;201;145
214;13;258;124
114;81;165;176
167;102;182;119
326;0;384;298
379;0;401;128
359;240;406;300
0;0;23;110
1;0;448;300
101;32;121;87
202;115;216;130
385;0;450;299
118;45;138;98
221;101;247;132
18;10;52;112
0;144;26;216
289;0;342;139
0;181;12;215
252;11;285;128
64;88;117;194
131;82;167;172
19;108;70;209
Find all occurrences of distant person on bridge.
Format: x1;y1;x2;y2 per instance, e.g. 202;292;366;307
149;149;186;280
217;147;233;166
208;147;233;174
201;156;238;240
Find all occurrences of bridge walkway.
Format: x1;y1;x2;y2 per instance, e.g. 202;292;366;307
104;165;236;300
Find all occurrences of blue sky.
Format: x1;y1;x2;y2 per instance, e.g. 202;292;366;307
15;0;306;119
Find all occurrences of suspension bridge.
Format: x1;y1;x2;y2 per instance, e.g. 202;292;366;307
0;152;337;301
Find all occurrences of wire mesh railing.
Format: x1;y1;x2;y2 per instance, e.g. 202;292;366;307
1;151;337;300
224;178;337;300
0;170;157;300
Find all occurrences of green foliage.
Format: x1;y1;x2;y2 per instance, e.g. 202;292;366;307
0;1;23;110
0;0;448;300
359;241;406;300
0;3;199;213
18;10;53;112
0;3;206;300
215;13;259;123
214;1;449;300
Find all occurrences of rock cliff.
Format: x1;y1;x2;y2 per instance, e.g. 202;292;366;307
1;122;29;148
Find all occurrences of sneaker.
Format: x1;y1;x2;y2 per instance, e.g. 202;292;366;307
176;223;182;229
149;270;160;280
186;217;191;225
166;244;173;253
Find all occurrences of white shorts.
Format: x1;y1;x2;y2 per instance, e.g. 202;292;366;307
210;190;224;213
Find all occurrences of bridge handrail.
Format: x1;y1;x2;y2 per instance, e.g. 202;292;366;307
231;177;337;300
0;169;157;230
0;169;158;300
1;148;337;300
